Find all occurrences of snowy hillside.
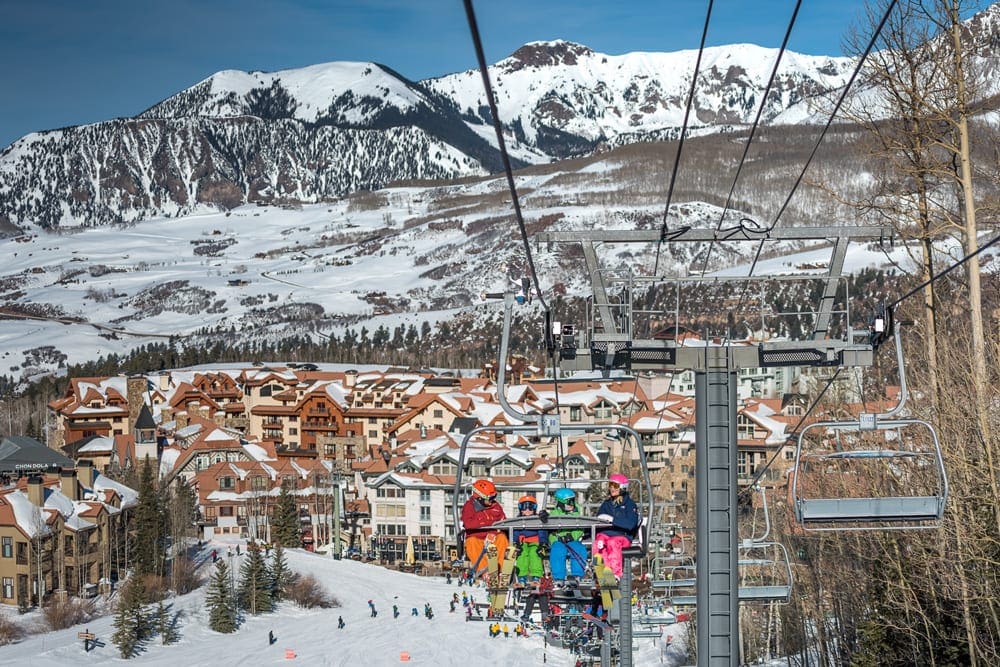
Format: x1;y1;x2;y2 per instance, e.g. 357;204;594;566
0;538;686;665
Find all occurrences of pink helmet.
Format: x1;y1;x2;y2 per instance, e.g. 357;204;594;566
608;473;629;489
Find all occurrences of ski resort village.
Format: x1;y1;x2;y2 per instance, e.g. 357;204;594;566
1;359;847;607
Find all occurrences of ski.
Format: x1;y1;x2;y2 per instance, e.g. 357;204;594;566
488;544;519;617
593;555;621;617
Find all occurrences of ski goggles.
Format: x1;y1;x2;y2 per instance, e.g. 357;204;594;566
518;501;537;512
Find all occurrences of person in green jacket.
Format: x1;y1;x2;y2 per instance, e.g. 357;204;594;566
547;488;587;587
513;495;547;585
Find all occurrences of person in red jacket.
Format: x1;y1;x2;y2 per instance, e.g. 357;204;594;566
461;479;508;576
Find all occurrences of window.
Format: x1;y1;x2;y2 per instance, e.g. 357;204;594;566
420;526;432;536
593;402;614;420
251;476;268;490
1;537;11;558
289;428;298;436
430;461;456;476
220;506;234;517
433;409;443;419
569;406;582;422
419;490;430;502
1;578;11;599
419;507;431;521
219;477;235;490
737;451;747;476
368;430;378;439
377;486;404;498
491;461;520;477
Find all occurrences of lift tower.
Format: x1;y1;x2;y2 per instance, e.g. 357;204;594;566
538;225;891;666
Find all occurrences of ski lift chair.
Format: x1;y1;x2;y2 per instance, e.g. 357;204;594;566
737;540;792;603
792;418;947;529
791;319;948;530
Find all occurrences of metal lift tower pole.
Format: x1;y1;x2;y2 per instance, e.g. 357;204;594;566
695;347;740;665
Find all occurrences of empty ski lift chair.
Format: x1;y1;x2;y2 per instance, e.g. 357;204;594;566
737;540;793;603
792;320;948;530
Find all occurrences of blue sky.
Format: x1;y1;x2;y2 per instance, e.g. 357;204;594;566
0;0;914;149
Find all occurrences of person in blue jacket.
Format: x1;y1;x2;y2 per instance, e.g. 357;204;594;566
593;474;640;578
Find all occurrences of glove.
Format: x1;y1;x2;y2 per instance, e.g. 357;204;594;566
597;513;614;523
538;543;550;559
538;510;549;523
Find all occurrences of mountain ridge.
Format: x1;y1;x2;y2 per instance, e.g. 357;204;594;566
0;39;859;232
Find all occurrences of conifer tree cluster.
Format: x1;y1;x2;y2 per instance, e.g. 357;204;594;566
238;542;273;615
206;543;296;632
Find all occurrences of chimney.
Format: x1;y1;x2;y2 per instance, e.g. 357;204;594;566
126;375;148;437
27;475;45;507
60;469;79;501
345;370;357;388
76;460;98;488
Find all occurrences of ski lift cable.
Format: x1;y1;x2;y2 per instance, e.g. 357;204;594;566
766;0;900;236
887;231;1000;311
653;0;715;275
461;0;549;314
463;0;567;459
736;367;844;502
697;0;804;278
728;0;900;322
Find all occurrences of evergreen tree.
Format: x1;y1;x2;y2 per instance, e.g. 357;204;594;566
133;457;165;577
155;599;179;645
206;560;238;633
271;486;301;548
111;577;149;658
269;543;295;601
238;541;273;615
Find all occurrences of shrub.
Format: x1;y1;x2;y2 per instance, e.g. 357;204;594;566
0;614;25;645
139;573;169;602
171;556;204;595
285;573;338;609
42;595;96;631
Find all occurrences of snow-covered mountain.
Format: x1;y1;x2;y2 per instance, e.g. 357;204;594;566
0;40;857;232
424;40;853;153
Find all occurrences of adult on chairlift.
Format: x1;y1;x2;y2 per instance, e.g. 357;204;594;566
546;488;587;588
461;479;508;576
593;474;640;578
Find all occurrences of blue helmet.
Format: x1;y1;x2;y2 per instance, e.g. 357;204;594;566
553;488;576;504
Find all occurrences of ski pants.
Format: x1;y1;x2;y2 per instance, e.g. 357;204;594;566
465;532;509;575
549;539;587;580
594;533;632;578
515;542;544;579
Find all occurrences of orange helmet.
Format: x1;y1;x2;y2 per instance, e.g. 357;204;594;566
472;479;497;499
